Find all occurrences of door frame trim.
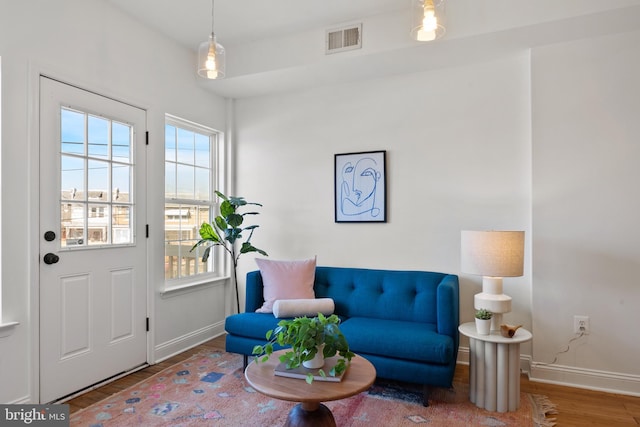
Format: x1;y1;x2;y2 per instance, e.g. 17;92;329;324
28;65;152;403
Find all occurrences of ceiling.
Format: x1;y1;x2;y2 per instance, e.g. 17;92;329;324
105;0;406;49
104;0;640;98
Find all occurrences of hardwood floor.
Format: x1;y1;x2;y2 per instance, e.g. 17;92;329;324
68;335;640;426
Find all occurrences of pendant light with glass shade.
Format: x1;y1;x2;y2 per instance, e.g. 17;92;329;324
198;0;225;79
410;0;446;42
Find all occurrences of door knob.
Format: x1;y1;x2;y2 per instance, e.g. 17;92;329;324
43;253;60;265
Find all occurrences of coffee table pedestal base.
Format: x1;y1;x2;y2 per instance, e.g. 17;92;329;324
245;351;375;427
284;402;336;427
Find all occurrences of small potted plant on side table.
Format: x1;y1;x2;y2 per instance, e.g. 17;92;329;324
252;313;355;384
475;308;493;335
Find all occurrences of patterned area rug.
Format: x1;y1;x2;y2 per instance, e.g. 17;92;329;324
70;351;556;426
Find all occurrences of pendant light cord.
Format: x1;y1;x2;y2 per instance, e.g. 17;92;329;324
210;0;215;36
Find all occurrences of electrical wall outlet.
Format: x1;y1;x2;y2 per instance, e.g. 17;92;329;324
574;315;590;334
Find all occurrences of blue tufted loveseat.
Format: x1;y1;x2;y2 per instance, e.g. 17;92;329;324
225;266;459;404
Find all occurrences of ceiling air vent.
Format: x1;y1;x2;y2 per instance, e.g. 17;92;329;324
325;23;362;54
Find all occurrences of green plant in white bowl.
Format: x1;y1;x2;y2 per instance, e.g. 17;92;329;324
475;308;493;335
475;308;493;320
252;313;355;384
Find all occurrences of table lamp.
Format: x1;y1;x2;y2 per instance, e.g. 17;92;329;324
461;230;524;331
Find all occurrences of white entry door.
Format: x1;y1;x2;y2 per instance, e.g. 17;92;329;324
39;77;147;403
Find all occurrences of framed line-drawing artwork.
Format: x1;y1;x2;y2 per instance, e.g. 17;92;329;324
335;150;387;223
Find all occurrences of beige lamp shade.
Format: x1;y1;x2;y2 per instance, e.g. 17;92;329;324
461;230;524;278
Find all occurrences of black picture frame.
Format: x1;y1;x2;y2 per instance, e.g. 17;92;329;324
334;150;387;223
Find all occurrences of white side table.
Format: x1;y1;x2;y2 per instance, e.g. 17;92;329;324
458;322;532;412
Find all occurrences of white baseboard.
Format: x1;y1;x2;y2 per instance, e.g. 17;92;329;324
7;396;32;405
153;321;226;363
457;346;640;397
529;362;640;397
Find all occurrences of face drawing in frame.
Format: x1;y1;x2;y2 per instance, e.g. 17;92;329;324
340;155;382;219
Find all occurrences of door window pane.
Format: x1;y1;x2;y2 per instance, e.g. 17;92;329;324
88;159;108;201
61;109;85;155
61;155;85;200
88;115;109;159
112;122;131;163
61;203;85;247
87;203;109;245
112;205;131;244
112;164;130;200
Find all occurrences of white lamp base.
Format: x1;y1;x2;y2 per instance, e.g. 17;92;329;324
474;277;512;331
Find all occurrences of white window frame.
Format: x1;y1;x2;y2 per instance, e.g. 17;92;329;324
163;114;225;292
0;56;3;323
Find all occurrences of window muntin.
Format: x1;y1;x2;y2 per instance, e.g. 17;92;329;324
164;119;217;281
60;107;134;248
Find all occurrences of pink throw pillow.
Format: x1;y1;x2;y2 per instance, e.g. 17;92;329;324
255;257;316;313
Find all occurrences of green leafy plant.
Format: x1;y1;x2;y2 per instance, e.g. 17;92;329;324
475;308;493;320
252;313;355;384
191;191;268;313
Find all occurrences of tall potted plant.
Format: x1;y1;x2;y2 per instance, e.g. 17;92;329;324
191;191;268;314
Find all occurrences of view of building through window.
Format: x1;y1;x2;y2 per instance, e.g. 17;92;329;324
165;118;217;280
60;107;134;247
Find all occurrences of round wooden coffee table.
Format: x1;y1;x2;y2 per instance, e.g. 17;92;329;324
245;350;376;427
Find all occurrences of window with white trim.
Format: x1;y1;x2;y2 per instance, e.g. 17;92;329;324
0;57;3;321
164;116;219;282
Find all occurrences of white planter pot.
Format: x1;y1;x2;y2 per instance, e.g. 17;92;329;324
475;318;492;335
302;344;325;369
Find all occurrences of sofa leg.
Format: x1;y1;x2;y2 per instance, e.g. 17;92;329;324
422;385;430;407
243;355;249;370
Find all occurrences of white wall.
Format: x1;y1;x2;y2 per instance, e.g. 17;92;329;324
234;29;640;396
531;30;640;394
234;54;533;348
0;0;228;404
